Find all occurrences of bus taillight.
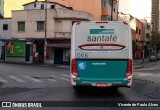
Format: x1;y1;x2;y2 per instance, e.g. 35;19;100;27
126;59;132;77
71;59;78;76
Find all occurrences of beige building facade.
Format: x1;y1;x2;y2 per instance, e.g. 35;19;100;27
11;1;92;64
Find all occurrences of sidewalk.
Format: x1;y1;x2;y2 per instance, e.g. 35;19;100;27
133;58;149;69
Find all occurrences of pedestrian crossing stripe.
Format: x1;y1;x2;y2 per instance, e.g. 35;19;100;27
133;72;160;77
0;77;8;83
59;78;70;81
47;79;56;82
9;75;25;83
62;75;70;78
0;75;71;84
23;76;43;83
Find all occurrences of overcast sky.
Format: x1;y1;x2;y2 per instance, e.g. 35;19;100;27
119;0;151;22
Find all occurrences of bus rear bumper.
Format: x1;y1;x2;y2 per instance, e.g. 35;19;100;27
80;81;125;87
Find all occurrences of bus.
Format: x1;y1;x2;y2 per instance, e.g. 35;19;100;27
71;21;133;90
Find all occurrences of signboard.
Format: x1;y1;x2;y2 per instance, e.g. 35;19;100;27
5;41;25;57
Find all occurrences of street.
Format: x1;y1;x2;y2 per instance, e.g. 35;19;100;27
0;61;159;110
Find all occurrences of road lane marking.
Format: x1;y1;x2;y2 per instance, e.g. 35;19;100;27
59;78;70;81
9;75;25;83
0;77;8;83
47;79;56;82
50;75;70;81
62;75;70;78
23;76;43;83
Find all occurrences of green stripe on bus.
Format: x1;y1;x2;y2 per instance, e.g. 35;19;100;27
90;29;114;34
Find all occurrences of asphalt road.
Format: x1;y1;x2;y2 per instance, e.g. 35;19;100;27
0;63;159;110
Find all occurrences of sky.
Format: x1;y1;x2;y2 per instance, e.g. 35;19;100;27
119;0;151;22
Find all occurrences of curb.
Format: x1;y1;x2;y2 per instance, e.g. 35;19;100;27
0;61;70;68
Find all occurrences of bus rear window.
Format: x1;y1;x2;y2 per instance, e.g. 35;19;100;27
78;43;126;51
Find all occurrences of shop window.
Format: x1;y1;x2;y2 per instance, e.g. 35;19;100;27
3;24;8;30
18;22;25;31
63;49;70;61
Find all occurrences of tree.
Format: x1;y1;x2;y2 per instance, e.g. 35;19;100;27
132;40;138;52
150;31;160;51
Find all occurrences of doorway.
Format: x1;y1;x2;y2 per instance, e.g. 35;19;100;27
54;48;63;64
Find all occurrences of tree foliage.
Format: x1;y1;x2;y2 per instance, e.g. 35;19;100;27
132;40;138;52
150;31;160;51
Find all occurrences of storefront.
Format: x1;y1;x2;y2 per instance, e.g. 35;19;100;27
3;40;33;63
0;41;5;62
46;39;71;65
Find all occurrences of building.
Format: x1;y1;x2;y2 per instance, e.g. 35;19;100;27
48;0;119;21
118;12;145;59
151;0;159;31
0;18;12;61
0;0;45;18
140;19;151;57
118;12;134;22
11;1;92;64
140;19;151;43
130;18;144;58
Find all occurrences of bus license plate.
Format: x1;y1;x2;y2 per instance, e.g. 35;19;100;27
96;83;107;87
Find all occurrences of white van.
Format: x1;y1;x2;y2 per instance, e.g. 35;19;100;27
71;21;133;90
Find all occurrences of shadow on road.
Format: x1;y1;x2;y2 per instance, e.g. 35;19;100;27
73;87;126;99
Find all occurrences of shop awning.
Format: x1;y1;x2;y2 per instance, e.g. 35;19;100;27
47;44;71;48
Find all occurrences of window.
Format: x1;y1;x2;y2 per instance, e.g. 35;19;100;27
34;3;36;8
139;29;141;35
41;4;44;9
101;15;111;21
104;1;107;7
103;0;109;7
51;5;55;9
18;22;25;31
3;24;8;30
37;21;44;31
109;0;113;6
57;21;62;32
136;27;138;34
63;49;70;61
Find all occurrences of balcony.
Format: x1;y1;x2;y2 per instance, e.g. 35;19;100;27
54;32;71;39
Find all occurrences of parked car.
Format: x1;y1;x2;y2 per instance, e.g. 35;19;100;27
157;53;160;60
149;52;157;61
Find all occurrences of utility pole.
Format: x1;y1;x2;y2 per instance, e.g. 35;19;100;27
111;0;113;21
44;0;47;63
117;0;119;21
